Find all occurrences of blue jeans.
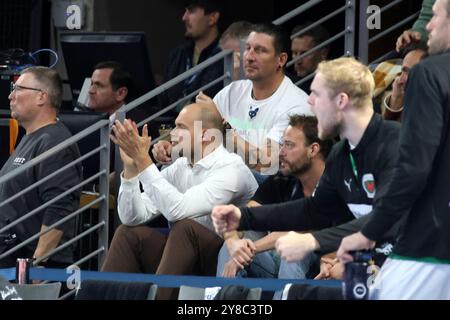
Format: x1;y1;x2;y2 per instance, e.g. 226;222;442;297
216;244;278;278
216;242;316;279
273;253;317;300
216;241;317;300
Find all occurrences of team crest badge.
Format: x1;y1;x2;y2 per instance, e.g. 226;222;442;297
362;174;376;198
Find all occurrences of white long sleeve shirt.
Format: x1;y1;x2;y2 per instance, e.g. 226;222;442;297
118;145;258;231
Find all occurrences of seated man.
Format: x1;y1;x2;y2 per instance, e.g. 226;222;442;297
217;115;333;281
102;102;258;300
75;61;133;124
0;66;82;268
290;22;329;94
395;0;433;52
219;20;254;81
381;42;428;121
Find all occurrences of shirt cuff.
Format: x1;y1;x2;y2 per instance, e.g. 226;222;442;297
138;163;163;186
120;172;140;189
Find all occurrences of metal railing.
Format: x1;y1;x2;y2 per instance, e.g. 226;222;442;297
1;0;422;275
358;0;421;64
111;49;234;229
0;113;110;269
274;0;356;87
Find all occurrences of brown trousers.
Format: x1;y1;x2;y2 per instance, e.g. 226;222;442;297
101;219;223;300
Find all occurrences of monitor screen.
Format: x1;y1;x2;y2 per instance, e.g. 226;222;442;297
60;32;156;118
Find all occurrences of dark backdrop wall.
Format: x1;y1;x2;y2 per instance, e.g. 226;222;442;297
1;0;424;89
92;0;307;83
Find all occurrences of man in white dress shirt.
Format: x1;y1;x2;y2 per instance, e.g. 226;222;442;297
102;102;258;299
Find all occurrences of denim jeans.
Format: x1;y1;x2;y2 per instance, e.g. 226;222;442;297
216;244;278;278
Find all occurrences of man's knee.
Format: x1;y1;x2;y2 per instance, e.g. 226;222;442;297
169;219;200;239
110;224;153;248
111;224;135;243
170;219;198;232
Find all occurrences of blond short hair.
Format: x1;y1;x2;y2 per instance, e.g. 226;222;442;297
317;57;374;109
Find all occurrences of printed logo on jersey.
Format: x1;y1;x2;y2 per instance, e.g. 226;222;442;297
13;157;26;166
248;106;260;119
362;173;376;198
344;178;352;192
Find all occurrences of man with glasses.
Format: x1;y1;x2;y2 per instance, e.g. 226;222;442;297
0;66;82;268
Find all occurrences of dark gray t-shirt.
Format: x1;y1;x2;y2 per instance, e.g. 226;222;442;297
0;121;81;264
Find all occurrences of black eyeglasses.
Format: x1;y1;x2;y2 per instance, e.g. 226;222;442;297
10;82;44;93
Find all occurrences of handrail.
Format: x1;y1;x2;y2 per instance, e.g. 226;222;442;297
295;72;315;88
291;5;348;39
0;145;105;210
358;0;421;64
5;0;405;272
35;222;105;265
379;0;404;14
0;195;105;261
273;0;324;25
287;29;348;68
119;49;233;115
279;0;355;75
369;12;420;44
0;119;109;185
135;74;229;128
0;115;110;269
0;172;104;235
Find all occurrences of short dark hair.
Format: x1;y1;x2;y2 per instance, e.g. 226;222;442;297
21;66;63;110
288;114;333;159
185;0;223;15
94;61;134;102
291;23;330;47
400;40;429;59
251;23;290;55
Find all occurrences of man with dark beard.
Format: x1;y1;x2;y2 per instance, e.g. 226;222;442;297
216;115;332;281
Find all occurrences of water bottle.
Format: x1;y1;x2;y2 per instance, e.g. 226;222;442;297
342;250;373;300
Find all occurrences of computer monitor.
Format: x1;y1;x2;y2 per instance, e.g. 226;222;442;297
60;32;156;119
